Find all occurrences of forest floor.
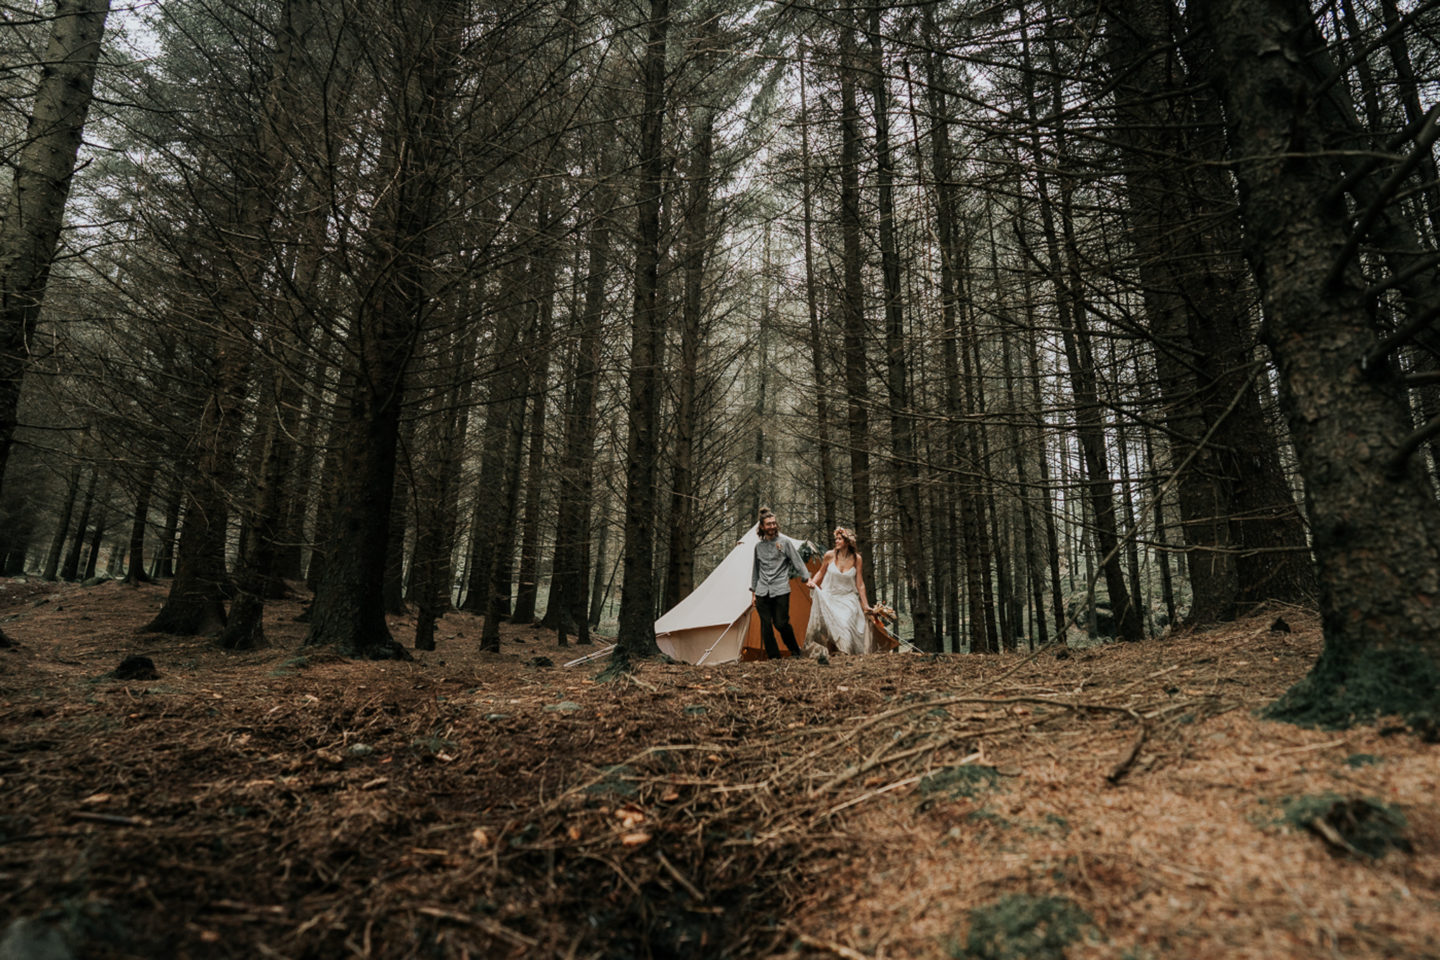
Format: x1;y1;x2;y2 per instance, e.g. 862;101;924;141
0;578;1436;960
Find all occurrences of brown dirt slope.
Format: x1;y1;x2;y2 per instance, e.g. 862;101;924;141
0;580;1435;959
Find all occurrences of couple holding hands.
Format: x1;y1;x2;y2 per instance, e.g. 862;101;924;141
748;508;879;660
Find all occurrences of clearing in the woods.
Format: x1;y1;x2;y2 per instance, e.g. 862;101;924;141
1;578;1436;959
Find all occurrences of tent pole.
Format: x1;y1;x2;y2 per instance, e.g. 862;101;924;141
695;610;749;666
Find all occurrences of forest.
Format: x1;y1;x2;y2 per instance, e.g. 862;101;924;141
1;0;1439;957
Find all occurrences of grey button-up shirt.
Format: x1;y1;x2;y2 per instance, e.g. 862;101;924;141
752;535;806;597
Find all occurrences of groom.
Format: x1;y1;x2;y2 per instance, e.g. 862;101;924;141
750;509;807;660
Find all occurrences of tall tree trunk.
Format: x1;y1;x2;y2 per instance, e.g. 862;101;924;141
43;462;82;581
124;465;156;584
1104;0;1314;625
663;108;713;612
1054;173;1143;642
963;319;1002;654
867;5;933;650
0;0;110;494
270;183;334;584
220;142;330;643
481;357;529;649
1027;10;1144;642
306;0;461;660
1142;413;1178;628
511;383;548;626
149;470;182;580
82;484;108;580
838;13;875;599
146;0;318;635
1114;406;1145;632
923;8;990;652
550;165;613;645
304;393;347;594
1000;293;1049;647
513;190;561;625
60;467;96;582
460;280;528;616
751;225;771;521
1194;0;1440;723
588;497;611;630
413;323;475;651
219;373;297;650
614;0;670;663
799;48;837;536
381;417;415;617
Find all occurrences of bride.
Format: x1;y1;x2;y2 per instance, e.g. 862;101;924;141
804;527;878;655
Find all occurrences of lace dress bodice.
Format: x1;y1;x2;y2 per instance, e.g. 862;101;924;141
826;562;859;595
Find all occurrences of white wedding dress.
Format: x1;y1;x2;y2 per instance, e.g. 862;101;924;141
806;561;876;655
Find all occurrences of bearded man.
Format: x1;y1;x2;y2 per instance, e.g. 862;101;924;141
749;508;807;660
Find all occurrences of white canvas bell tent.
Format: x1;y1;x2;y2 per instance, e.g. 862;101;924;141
654;528;821;665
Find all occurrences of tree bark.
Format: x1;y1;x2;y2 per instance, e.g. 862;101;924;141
1104;0;1314;625
381;442;412;618
480;346;530;650
550;168;614;645
1193;0;1440;723
413;322;475;652
1026;10;1144;642
149;470;182;580
60;467;96;583
146;0;318;636
82;484;108;580
868;5;933;651
923;9;991;652
614;0;670;663
306;0;462;660
42;462;82;581
663;107;713;613
838;13;875;600
588;497;611;629
123;465;156;584
219;376;296;649
460;275;528;618
799;48;837;537
0;0;110;494
513;189;561;625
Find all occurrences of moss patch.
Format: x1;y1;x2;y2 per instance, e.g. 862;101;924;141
1343;753;1380;768
1266;641;1440;731
919;764;1000;803
583;764;639;797
1282;793;1411;858
965;807;1013;831
409;735;459;757
955;894;1094;960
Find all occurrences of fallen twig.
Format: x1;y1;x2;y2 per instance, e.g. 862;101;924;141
414;906;540;948
1266;738;1348;758
70;811;153;828
1107;715;1148;785
790;930;875;959
814;773;926;822
656;850;705;902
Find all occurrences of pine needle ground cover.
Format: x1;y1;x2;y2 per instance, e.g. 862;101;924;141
1;580;1436;958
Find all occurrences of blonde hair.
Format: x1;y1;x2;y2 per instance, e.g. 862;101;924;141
833;527;858;557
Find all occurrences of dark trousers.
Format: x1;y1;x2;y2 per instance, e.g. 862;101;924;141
755;592;801;659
